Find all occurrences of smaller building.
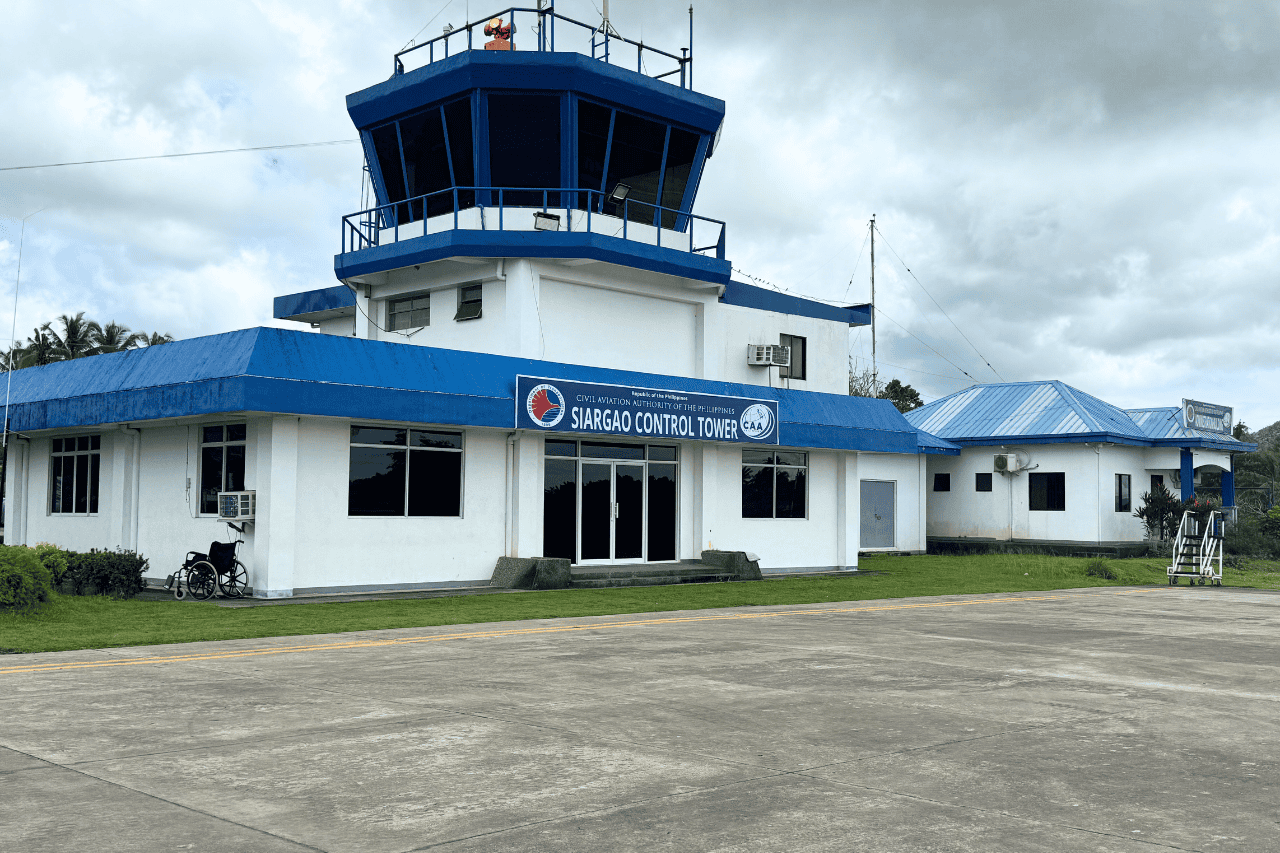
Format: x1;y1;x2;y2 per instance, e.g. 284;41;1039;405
904;381;1255;547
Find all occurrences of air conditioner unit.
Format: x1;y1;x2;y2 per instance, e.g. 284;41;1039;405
747;344;772;366
218;491;256;521
993;454;1019;473
769;345;791;367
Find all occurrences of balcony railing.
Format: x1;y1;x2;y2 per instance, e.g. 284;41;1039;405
393;5;695;90
340;187;726;261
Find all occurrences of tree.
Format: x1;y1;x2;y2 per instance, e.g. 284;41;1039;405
848;360;877;397
880;379;923;413
93;321;143;354
18;325;58;368
137;331;174;347
46;312;101;360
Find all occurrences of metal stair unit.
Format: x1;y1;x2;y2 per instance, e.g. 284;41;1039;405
1167;509;1223;586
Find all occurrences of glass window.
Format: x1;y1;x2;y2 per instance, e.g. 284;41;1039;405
488;94;561;207
51;436;102;515
455;284;482;322
349;425;464;517
399;107;451;219
1115;473;1131;513
580;441;645;460
370;123;408;224
975;472;992;492
647;445;678;462
389;294;430;331
604;110;667;224
577;100;612;202
443;98;475;209
545;440;577;457
543;458;577;560
658;128;699;228
742;449;808;519
1029;472;1066;512
933;473;950;492
779;334;807;381
200;424;248;514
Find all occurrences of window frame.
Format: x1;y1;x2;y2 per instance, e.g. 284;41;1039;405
454;283;483;322
741;449;809;520
933;473;951;492
348;424;465;518
778;333;807;381
1029;472;1066;512
49;435;102;516
388;293;431;331
199;423;248;516
1115;473;1132;513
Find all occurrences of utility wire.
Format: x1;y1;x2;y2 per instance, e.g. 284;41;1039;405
401;0;458;51
851;354;969;383
874;305;979;384
841;228;870;302
0;140;359;172
872;224;1005;382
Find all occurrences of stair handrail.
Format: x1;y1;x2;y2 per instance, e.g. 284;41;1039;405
1199;510;1223;577
1169;509;1193;575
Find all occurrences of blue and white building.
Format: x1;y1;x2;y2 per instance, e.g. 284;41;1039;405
904;381;1254;546
2;9;956;596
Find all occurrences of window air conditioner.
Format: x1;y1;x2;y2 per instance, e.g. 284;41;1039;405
218;491;256;521
747;345;772;366
993;454;1018;473
770;345;791;367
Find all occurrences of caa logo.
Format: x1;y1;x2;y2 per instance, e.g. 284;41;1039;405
526;383;566;428
740;403;775;440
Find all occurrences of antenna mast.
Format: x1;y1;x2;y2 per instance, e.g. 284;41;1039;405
870;214;877;398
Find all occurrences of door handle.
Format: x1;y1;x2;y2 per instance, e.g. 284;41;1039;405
613;502;619;519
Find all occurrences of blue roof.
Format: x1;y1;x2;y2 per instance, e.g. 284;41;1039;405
904;381;1255;452
4;328;956;456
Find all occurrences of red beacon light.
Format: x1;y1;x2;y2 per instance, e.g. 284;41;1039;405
483;17;514;50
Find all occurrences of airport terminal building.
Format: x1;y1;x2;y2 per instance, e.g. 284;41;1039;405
2;11;956;595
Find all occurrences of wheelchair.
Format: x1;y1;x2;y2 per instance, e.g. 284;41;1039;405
165;538;248;600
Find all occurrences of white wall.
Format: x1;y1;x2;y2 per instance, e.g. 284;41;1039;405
857;452;928;553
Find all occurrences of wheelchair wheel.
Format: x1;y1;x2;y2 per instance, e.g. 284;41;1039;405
187;562;218;601
220;560;249;598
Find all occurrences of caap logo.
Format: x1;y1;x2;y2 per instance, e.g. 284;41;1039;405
526;383;565;428
739;403;775;440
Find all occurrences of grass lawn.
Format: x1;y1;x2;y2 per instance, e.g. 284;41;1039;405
2;553;1277;655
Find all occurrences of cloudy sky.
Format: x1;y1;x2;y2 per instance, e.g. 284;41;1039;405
2;0;1278;427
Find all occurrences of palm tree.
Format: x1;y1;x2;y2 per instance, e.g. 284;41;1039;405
46;312;101;360
137;331;175;346
93;321;143;354
18;324;58;368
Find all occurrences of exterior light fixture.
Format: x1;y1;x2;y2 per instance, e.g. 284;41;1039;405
533;211;561;231
608;183;631;204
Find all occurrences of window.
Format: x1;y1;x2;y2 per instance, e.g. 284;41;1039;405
200;424;247;514
1151;474;1164;493
50;435;101;515
1115;473;1132;513
933;473;951;492
1029;472;1066;512
975;472;992;492
779;334;806;380
389;294;430;330
455;284;482;321
742;450;807;519
349;425;462;517
488;93;561;207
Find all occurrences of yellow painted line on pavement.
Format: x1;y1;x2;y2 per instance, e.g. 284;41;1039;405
1;589;1162;676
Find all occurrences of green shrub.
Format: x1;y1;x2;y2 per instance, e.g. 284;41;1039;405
1085;558;1116;580
1260;507;1280;540
61;549;148;599
32;543;70;586
0;545;55;612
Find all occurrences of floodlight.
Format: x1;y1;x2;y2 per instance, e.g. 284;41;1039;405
533;211;561;231
608;183;631;204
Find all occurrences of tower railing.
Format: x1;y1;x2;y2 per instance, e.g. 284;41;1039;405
393;6;693;90
340;186;726;261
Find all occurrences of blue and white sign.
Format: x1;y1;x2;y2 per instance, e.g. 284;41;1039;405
1182;399;1233;435
516;376;779;444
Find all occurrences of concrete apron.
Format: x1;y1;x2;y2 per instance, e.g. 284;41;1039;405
3;586;1279;852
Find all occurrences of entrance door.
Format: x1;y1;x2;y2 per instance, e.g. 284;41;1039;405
580;462;646;562
860;480;896;549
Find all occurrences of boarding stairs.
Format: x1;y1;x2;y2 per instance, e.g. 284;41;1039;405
1167;509;1223;586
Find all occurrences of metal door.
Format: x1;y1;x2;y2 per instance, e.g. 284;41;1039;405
860;480;896;549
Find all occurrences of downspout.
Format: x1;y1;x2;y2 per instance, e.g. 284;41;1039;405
120;425;141;552
505;431;517;557
1093;443;1102;546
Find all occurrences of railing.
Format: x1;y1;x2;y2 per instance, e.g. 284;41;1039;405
340;186;726;261
393;6;694;90
1168;509;1223;583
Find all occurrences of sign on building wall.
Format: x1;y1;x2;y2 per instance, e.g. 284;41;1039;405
1182;399;1233;435
516;376;780;444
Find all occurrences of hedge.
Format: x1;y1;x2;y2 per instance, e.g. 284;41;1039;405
0;545;55;612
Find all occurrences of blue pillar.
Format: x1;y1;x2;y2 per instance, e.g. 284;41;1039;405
1222;460;1235;507
1180;448;1194;502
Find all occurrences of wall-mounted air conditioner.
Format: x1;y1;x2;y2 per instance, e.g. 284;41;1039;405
747;345;772;366
218;491;256;521
993;453;1019;473
770;345;791;367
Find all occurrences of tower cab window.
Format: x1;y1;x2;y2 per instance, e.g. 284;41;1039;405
779;334;806;380
455;284;482;321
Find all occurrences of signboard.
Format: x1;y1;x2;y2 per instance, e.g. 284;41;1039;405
516;376;779;444
1182;399;1233;435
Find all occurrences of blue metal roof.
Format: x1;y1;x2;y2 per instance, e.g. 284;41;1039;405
273;285;356;321
4;328;956;456
904;381;1255;452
